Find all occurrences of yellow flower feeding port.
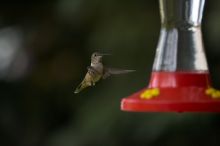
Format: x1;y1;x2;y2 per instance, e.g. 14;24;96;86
140;88;160;100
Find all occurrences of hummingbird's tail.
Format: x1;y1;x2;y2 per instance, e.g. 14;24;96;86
74;81;89;94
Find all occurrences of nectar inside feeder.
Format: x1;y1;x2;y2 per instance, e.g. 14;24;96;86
121;0;220;112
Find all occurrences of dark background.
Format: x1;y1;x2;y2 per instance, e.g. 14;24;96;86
0;0;220;146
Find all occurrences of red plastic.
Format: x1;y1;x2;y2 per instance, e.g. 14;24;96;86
121;71;220;112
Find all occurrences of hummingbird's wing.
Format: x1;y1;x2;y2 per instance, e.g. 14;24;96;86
102;67;135;79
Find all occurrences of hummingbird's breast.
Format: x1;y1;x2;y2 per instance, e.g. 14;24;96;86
90;63;104;82
91;63;103;72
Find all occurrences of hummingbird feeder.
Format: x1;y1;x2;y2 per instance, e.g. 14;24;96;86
121;0;220;112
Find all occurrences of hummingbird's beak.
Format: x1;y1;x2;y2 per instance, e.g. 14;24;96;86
99;53;111;56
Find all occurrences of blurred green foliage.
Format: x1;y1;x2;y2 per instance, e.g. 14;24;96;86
0;0;220;146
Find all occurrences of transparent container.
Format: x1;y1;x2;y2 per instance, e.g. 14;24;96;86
153;0;208;72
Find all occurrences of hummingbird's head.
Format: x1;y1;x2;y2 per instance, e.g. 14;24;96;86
91;52;110;63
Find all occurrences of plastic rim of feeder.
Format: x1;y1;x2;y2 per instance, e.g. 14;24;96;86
121;0;220;112
121;71;220;112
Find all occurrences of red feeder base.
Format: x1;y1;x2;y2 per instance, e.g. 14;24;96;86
121;72;220;112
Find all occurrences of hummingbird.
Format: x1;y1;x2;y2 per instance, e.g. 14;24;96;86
74;52;135;93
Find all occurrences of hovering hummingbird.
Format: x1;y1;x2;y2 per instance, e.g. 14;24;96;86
74;52;135;93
